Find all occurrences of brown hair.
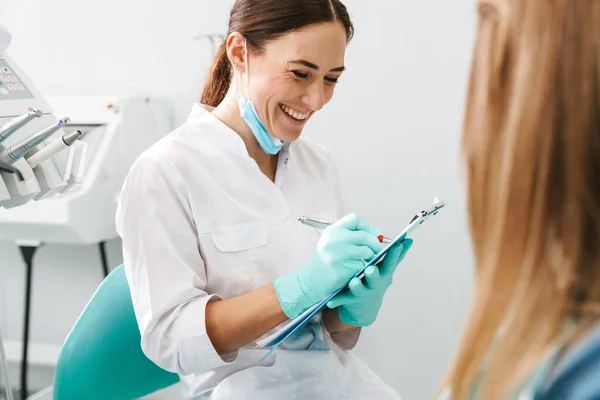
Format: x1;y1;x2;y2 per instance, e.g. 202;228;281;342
442;0;600;398
200;0;354;107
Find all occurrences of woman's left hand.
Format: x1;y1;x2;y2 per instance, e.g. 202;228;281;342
326;239;413;327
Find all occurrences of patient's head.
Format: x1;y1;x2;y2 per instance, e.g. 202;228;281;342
446;0;600;397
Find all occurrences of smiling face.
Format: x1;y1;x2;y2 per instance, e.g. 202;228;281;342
239;22;348;142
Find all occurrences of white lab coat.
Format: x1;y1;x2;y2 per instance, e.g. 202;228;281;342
116;104;401;400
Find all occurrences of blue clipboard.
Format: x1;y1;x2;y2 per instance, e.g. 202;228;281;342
255;197;448;360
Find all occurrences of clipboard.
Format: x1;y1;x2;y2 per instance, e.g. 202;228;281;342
255;197;448;360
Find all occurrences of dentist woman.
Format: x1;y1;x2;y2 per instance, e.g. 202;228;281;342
116;1;412;399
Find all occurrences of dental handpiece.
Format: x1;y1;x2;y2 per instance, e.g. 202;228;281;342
0;107;43;144
26;130;82;168
0;117;70;165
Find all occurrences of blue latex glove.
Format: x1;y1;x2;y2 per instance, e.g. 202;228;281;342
274;213;383;319
326;238;413;327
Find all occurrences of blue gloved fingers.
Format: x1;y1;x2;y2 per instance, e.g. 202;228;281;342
379;239;413;278
376;242;403;274
326;277;371;309
337;229;384;254
326;290;362;309
396;238;413;260
336;213;381;236
348;277;371;297
343;259;368;274
364;265;384;289
336;244;378;263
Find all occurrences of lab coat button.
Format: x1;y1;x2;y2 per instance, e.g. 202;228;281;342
340;389;349;398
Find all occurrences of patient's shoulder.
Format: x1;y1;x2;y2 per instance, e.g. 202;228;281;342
538;323;600;400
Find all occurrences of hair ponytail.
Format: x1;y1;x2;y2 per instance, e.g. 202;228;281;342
200;42;232;107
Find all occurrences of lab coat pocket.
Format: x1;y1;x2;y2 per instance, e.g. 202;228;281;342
198;221;271;296
210;221;269;252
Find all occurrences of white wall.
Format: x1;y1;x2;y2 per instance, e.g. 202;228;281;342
0;1;476;398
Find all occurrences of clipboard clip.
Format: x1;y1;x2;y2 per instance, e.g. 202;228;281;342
410;197;448;224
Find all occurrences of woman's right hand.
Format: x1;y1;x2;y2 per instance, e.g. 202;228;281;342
273;213;383;319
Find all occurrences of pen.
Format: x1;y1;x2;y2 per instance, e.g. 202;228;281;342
297;216;393;244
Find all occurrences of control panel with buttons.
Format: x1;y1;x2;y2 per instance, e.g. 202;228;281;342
0;58;34;100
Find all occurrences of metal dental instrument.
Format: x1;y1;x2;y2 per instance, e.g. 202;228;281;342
26;129;82;168
0;107;43;144
0;117;70;165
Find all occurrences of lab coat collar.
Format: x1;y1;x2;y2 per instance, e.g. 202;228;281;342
187;103;293;161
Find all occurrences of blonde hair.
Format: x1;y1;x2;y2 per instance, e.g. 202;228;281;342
442;0;600;398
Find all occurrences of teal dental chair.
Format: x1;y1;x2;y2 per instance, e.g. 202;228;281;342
53;264;179;399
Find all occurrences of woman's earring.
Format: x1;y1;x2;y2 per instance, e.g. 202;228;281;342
234;63;239;68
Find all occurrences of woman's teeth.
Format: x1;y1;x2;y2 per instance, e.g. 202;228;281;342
280;104;309;120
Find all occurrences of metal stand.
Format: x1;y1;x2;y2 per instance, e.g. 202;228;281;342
99;241;109;278
15;241;111;400
18;245;38;400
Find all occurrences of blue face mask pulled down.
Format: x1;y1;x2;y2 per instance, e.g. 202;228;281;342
236;40;284;155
